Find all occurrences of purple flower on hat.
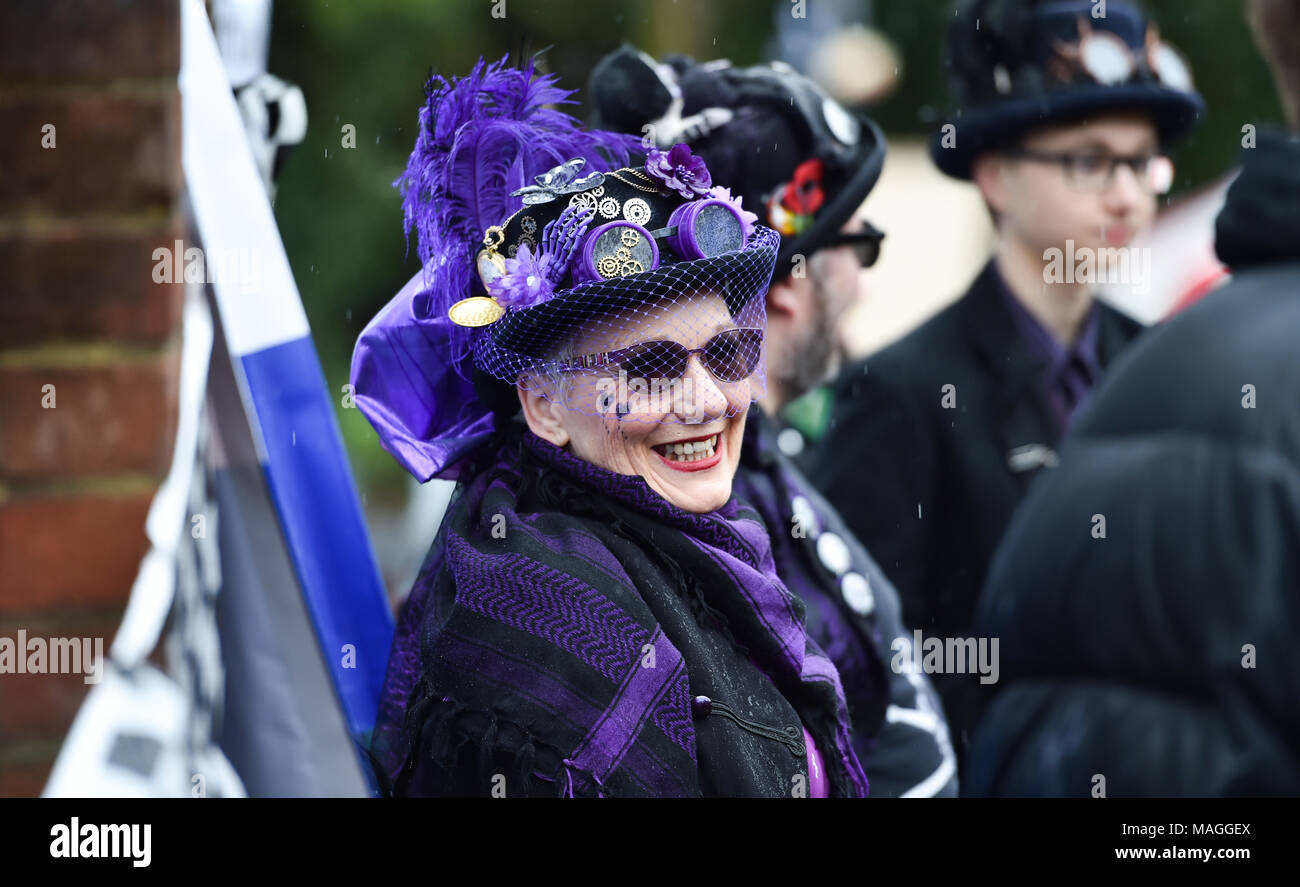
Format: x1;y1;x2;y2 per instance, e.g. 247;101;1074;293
709;186;758;241
487;242;555;309
646;143;713;199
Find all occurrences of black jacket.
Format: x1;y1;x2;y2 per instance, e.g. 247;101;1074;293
737;408;958;797
805;260;1144;758
966;129;1300;796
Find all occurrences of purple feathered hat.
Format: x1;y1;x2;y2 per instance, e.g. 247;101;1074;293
352;56;781;482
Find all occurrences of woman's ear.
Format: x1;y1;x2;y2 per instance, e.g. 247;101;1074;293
517;379;570;447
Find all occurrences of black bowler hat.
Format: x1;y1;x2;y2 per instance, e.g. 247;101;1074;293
932;0;1204;180
589;46;886;280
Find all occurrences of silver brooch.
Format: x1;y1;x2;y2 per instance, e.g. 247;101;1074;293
511;158;605;206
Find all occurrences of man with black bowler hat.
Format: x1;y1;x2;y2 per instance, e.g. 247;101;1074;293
965;0;1300;797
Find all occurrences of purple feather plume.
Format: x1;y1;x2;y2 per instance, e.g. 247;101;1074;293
394;55;641;377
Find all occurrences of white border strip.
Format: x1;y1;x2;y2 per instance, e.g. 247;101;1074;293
180;0;309;357
110;281;213;668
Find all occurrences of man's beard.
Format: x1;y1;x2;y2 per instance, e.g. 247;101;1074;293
774;275;839;405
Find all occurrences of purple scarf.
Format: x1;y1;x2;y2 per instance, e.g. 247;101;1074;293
369;427;867;797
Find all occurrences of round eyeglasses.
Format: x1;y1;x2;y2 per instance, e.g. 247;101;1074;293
1051;20;1194;93
1000;148;1174;195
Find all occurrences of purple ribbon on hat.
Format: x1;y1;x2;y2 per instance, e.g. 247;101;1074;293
350;264;495;483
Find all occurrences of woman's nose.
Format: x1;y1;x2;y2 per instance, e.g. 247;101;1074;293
675;354;728;424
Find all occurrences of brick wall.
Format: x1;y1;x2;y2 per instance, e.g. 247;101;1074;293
0;0;183;796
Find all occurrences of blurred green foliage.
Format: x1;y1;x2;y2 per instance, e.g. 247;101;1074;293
267;0;1286;502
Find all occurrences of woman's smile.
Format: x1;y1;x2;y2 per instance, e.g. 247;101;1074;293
651;431;723;472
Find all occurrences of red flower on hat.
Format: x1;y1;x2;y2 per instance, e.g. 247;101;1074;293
783;158;825;215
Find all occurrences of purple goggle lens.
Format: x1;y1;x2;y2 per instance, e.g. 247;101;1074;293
571;198;746;285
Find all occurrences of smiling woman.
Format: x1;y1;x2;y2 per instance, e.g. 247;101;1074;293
349;56;868;797
520;290;761;513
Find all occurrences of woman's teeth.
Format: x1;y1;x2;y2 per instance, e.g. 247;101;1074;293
656;434;718;462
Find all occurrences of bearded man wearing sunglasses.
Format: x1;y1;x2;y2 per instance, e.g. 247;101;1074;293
804;0;1203;775
592;47;960;797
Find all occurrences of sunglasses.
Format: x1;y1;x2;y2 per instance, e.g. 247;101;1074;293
818;220;886;268
562;327;764;384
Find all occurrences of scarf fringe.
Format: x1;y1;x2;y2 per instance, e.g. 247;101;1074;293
558;758;608;798
392;682;577;797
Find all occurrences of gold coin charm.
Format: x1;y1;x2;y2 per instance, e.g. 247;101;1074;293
448;295;505;327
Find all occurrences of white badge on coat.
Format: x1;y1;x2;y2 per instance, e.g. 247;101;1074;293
1006;443;1059;474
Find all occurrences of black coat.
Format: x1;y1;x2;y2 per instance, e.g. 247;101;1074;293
805;260;1144;758
737;408;959;797
966;129;1300;797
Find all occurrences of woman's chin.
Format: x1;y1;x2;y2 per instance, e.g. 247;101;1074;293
648;455;736;511
641;425;740;512
653;477;731;513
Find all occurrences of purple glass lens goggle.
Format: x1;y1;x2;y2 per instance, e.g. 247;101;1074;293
570;197;748;285
562;327;765;384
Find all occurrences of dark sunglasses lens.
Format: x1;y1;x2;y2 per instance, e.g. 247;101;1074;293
703;329;763;382
618;341;687;381
856;239;880;268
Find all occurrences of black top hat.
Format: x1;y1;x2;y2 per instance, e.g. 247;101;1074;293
932;0;1204;180
481;162;780;358
589;46;886;280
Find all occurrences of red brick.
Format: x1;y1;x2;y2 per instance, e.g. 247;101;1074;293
0;90;182;212
0;222;187;347
0;350;180;481
0;622;119;738
0;757;55;798
0;492;152;613
0;0;179;82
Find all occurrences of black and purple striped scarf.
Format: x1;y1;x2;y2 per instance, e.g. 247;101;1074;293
370;427;867;797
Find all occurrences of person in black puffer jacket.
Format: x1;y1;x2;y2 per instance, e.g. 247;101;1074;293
965;0;1300;797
